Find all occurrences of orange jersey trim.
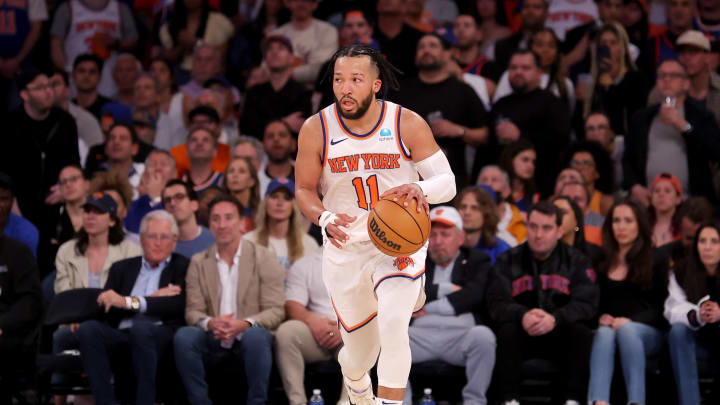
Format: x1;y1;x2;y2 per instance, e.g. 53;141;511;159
331;298;377;333
395;105;412;161
319;110;329;166
334;100;388;140
373;267;426;292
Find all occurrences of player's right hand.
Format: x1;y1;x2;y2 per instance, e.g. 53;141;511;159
325;213;356;249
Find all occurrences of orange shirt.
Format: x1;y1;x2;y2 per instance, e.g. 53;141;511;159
171;143;231;178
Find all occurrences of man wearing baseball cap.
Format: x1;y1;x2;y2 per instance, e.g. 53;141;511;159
648;30;720;122
404;206;496;405
241;34;312;139
626;58;720;205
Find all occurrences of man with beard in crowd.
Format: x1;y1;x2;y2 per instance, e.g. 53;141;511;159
258;120;296;196
390;33;489;189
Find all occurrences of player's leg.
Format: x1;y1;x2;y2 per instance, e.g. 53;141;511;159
338;319;380;404
374;275;423;403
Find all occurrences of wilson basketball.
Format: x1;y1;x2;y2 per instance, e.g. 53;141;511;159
367;194;430;257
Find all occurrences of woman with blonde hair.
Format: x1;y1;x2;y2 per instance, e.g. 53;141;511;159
243;178;318;270
223;156;260;231
582;22;649;136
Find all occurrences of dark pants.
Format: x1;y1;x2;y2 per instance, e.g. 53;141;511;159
0;336;32;404
173;326;274;405
77;319;174;405
495;321;593;402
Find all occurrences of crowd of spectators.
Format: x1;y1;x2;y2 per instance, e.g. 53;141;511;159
2;0;720;404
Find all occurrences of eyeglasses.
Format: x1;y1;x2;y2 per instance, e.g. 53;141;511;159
26;83;52;92
59;175;83;186
142;233;175;241
162;193;188;206
570;159;595;168
657;72;687;80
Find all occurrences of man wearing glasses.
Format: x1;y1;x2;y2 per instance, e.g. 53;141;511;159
0;68;79;237
624;56;720;206
162;179;215;259
76;209;189;405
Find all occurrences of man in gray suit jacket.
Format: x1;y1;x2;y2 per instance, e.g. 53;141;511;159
173;195;285;405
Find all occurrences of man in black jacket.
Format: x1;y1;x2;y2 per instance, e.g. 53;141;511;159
76;210;189;405
487;201;598;405
406;206;495;405
0;235;43;402
624;59;720;205
0;68;80;271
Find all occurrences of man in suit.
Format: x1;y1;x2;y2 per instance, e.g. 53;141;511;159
76;209;189;405
404;206;496;405
0;234;43;402
174;195;285;405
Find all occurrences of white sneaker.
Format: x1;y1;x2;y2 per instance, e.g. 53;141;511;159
345;382;375;405
503;400;520;405
564;401;581;405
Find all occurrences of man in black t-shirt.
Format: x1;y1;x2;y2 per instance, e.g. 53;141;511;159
71;54;111;121
373;0;424;79
0;69;80;233
489;50;571;197
390;33;490;190
241;35;313;139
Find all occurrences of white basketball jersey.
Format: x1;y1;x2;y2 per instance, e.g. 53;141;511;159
319;100;419;243
64;0;121;72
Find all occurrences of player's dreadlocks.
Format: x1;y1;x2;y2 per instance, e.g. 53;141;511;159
323;44;402;99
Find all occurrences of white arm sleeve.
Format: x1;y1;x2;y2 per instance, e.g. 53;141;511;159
413;150;456;204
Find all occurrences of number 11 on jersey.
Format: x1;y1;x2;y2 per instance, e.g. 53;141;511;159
352;175;379;210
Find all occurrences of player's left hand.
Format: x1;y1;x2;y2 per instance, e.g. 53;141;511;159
381;184;429;215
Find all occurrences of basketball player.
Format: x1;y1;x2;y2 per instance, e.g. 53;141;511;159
296;45;456;405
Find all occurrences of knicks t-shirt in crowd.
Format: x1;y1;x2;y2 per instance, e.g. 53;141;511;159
389;76;489;189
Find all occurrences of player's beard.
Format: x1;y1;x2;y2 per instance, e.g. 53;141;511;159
336;90;374;120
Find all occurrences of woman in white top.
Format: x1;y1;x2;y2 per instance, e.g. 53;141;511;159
243;177;318;270
665;222;720;405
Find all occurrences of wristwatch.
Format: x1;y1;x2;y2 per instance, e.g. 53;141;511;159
130;296;141;312
681;123;693;134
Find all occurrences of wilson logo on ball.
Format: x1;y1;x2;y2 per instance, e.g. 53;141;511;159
369;217;401;251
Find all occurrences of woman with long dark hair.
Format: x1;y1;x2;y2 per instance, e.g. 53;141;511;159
500;139;538;214
469;0;512;57
551;195;604;268
52;192;141;405
666;222;720;405
587;199;667;405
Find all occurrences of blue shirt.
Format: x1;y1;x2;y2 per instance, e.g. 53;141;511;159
175;226;215;259
125;195;163;233
3;213;39;257
118;256;170;329
476;237;511;265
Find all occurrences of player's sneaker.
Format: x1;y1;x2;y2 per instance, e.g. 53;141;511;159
345;381;375;405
